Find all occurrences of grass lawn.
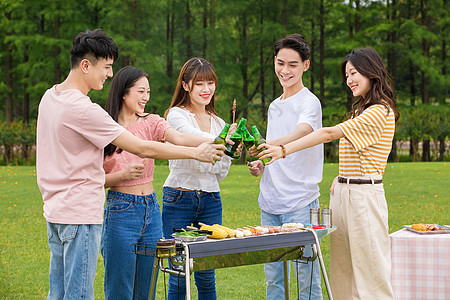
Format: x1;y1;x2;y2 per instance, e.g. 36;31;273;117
0;162;448;299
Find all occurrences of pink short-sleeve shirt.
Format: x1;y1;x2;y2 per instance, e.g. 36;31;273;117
103;115;170;186
36;86;125;224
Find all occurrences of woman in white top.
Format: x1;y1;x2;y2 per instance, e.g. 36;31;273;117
162;57;233;300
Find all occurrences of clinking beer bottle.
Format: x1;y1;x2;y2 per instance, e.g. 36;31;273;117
213;123;230;162
251;125;271;165
214;123;230;146
242;126;257;162
225;118;246;158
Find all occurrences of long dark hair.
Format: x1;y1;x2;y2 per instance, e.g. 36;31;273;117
104;66;149;157
164;57;219;118
340;48;399;122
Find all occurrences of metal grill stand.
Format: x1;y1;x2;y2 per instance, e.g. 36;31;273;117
142;227;335;300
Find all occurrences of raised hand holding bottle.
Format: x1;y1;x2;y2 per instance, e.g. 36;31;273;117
213;123;230;162
214;123;230;146
251;125;271;165
225;118;246;159
242;126;257;162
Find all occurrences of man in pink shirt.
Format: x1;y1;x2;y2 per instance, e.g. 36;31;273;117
36;28;224;300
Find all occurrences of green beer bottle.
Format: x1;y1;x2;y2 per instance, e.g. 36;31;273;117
213;123;230;162
225;118;246;158
242;126;257;162
214;123;230;146
251;125;271;165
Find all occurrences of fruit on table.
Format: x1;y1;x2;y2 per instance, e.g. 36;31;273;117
411;224;426;231
411;223;447;231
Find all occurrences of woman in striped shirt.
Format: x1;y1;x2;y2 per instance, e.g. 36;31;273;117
259;48;399;300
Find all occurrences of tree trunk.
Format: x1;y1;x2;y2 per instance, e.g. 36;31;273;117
259;2;266;122
387;0;397;161
420;0;430;161
54;14;61;83
131;0;137;65
422;140;430;161
439;0;446;106
407;1;415;157
389;137;398;162
411;139;419;162
185;0;192;59
348;0;354;38
355;0;360;33
166;1;175;95
407;0;416;107
209;0;215;64
310;8;315;94
346;0;361;112
202;1;207;58
420;0;429;105
241;11;248;119
387;0;397;91
319;0;324;100
5;12;13;123
23;52;30;123
438;135;446;161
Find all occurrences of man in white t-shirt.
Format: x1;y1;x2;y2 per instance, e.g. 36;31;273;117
36;29;224;300
248;34;324;300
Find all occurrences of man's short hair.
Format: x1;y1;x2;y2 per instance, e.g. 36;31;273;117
274;33;310;62
70;29;119;69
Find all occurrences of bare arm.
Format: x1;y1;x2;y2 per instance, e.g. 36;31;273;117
248;123;314;157
268;123;314;146
104;163;145;188
259;125;344;164
111;130;225;163
164;127;212;146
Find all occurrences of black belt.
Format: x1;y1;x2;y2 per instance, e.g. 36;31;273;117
338;176;382;184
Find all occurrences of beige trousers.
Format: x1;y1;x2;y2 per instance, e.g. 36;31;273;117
330;181;395;300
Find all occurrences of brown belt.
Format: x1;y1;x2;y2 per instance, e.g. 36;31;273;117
338;176;382;184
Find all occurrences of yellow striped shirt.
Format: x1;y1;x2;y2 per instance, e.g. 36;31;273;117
337;104;395;177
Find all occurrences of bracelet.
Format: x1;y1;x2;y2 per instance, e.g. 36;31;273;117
161;131;169;143
280;145;286;158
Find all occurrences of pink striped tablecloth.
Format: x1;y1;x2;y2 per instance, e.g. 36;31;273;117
390;228;450;300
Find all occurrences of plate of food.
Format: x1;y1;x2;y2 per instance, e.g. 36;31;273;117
172;228;210;242
403;224;450;234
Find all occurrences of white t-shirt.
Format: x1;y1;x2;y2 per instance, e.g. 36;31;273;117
258;87;323;215
36;86;125;224
163;107;232;192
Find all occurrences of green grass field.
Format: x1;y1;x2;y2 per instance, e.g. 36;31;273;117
0;162;448;299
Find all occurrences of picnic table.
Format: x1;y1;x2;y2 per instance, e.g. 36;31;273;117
390;228;450;300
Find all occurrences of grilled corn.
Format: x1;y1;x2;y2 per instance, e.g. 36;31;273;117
199;224;228;239
213;224;236;238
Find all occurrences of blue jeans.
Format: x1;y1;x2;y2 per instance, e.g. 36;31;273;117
101;190;162;300
46;222;102;300
162;187;222;300
261;199;323;300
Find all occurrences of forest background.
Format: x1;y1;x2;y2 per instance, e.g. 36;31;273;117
0;0;448;165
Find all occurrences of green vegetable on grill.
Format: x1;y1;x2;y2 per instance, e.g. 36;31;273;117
173;229;205;237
